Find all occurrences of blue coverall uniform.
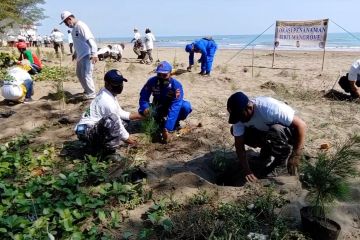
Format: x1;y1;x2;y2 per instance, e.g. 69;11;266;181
189;38;218;74
139;76;192;131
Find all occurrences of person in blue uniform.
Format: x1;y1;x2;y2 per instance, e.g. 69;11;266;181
185;37;218;76
139;61;192;143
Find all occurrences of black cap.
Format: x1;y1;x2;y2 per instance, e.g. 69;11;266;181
104;69;128;85
227;92;249;124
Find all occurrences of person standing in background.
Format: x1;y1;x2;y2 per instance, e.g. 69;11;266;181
141;28;156;64
60;10;98;100
51;28;65;57
131;28;142;58
67;30;74;54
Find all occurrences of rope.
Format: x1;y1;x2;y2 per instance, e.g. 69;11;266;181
225;23;275;64
330;19;360;42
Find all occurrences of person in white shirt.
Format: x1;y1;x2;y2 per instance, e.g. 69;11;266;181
75;70;143;160
131;28;142;58
141;28;156;64
1;64;34;103
97;45;112;61
60;10;98;99
227;92;306;182
338;59;360;98
110;43;125;62
50;28;65;56
67;30;73;54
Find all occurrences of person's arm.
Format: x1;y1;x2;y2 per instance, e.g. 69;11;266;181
235;135;258;182
129;112;144;120
349;81;360;98
188;51;194;66
287;115;306;175
138;80;153;115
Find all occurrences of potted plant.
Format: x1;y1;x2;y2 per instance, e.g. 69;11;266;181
300;135;360;240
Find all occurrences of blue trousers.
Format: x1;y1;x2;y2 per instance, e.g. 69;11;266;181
23;79;33;99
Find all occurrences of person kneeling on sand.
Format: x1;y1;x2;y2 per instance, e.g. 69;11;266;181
110;43;125;62
16;42;42;75
138;61;192;143
338;59;360;99
1;63;34;103
74;70;143;161
227;92;306;182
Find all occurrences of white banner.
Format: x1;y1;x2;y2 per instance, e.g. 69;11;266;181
274;19;328;48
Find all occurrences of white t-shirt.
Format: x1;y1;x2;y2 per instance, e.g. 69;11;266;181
97;46;111;55
76;88;130;140
144;33;155;50
51;31;64;43
134;32;141;40
111;44;123;55
68;33;73;44
348;59;360;82
232;97;295;137
72;20;97;61
1;67;31;100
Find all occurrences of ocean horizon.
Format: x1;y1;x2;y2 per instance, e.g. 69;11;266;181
97;33;360;51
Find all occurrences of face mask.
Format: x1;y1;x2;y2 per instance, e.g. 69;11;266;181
111;84;123;95
157;73;170;86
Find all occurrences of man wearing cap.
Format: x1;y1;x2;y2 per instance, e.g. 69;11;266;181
227;92;306;182
138;61;192;143
338;59;360;99
60;10;98;99
75;70;143;160
185;37;217;76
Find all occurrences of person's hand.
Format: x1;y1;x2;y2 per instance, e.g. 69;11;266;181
90;55;98;64
287;154;300;176
162;128;172;143
197;59;201;63
72;54;76;61
125;137;137;146
143;108;150;117
245;173;258;183
186;66;192;72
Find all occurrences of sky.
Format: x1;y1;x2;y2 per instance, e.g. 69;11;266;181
38;0;358;38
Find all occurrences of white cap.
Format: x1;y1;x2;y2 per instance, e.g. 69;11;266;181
60;11;73;24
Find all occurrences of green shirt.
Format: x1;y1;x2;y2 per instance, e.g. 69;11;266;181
20;50;34;64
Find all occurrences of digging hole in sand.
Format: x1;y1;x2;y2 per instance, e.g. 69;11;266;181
185;150;273;187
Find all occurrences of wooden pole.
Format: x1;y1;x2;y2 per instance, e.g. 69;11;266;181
271;44;276;68
321;46;326;71
252;45;254;79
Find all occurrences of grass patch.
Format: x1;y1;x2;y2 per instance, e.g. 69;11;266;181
0;136;150;239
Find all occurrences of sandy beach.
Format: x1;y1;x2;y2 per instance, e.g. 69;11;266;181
1;44;360;239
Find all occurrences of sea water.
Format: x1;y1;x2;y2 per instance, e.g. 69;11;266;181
98;33;360;51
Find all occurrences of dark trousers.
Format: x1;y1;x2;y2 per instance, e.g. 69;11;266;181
76;113;122;154
69;43;73;54
54;42;64;55
143;49;153;62
28;64;41;75
338;74;360;98
154;100;192;131
234;124;294;175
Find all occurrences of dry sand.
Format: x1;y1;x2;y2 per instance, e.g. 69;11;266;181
1;44;360;239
